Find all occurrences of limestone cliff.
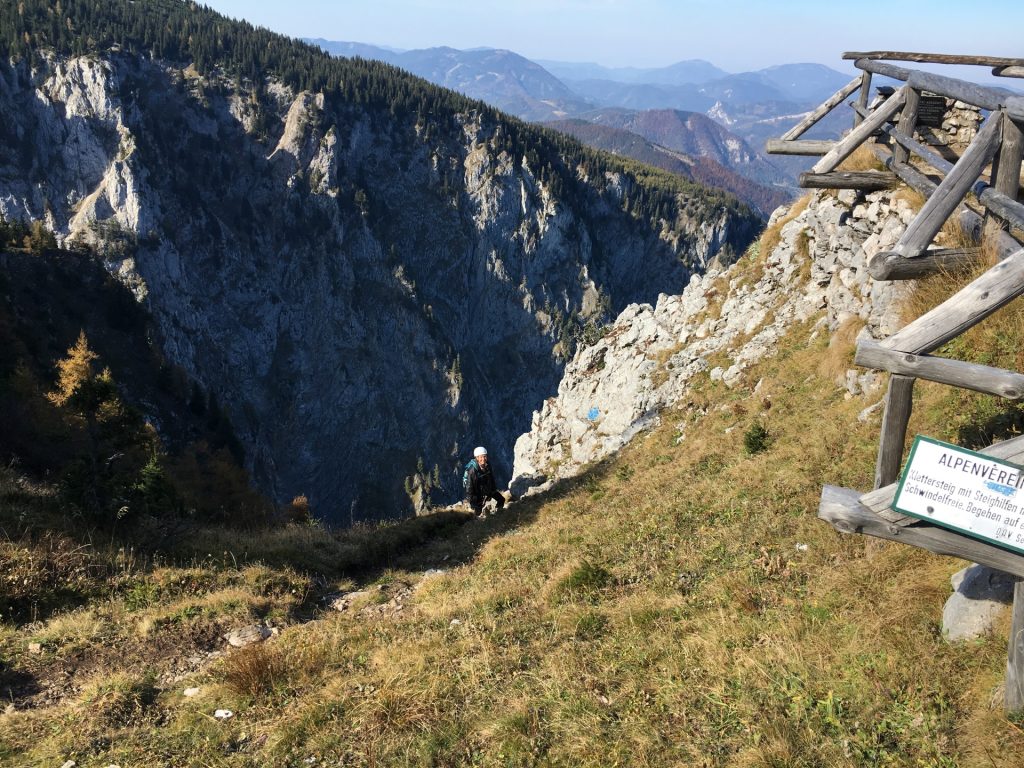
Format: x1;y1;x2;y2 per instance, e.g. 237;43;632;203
512;189;917;493
0;51;760;521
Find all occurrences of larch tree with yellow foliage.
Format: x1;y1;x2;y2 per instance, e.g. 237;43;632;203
47;331;158;522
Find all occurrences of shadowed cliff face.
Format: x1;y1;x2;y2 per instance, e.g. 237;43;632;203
0;53;761;523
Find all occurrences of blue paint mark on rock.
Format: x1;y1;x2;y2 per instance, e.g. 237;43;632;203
587;407;600;422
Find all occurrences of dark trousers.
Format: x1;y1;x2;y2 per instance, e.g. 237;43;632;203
470;491;505;514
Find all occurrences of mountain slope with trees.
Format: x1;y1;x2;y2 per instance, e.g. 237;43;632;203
0;0;762;522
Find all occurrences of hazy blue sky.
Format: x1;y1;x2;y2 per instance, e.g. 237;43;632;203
202;0;1023;76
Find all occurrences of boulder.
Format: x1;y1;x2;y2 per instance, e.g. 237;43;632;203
942;564;1017;643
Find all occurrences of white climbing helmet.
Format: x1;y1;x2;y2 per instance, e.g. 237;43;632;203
473;446;488;458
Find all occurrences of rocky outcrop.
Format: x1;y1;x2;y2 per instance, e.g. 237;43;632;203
0;52;761;522
512;188;916;492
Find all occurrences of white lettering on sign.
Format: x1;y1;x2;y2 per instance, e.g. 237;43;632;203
894;436;1024;553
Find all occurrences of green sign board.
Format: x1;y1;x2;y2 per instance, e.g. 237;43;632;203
894;436;1024;554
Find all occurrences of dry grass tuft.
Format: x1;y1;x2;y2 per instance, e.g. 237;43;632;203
892;185;927;212
221;642;290;698
760;194;812;259
837;144;885;172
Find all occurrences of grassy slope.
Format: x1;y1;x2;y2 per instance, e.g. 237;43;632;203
4;199;1024;766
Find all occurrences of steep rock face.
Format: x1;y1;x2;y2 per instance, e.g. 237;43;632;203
0;52;761;521
512;189;915;491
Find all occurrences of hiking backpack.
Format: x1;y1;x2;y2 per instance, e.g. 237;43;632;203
462;459;477;495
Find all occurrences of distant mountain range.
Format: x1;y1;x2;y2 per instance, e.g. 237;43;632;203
309;40;590;120
307;40;863;213
543;119;791;217
536;59;730;86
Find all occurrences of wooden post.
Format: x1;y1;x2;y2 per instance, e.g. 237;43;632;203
854;71;873;127
992;114;1022;200
892;87;921;165
987;113;1024;241
813;87;907;174
888;112;1003;259
1006;581;1024;713
874;374;914;489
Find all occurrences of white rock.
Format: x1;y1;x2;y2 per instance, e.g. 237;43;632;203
214;709;234;720
183;687;201;697
224;625;271;648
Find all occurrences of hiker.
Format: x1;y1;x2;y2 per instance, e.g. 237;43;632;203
464;446;505;516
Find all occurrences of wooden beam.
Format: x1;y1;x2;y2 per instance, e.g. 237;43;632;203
845;52;1024;68
979;186;1024;234
884;158;1024;261
855;339;1024;399
859;433;1024;526
882;245;1024;355
875;374;915;488
887;158;938;195
764;139;835;156
867;247;982;281
854;71;873;127
819;485;1024;578
888;129;955;175
781;76;863;141
1006;97;1024;124
854;59;1006;112
881;119;1024;232
813;87;907;174
1007;583;1024;713
893;87;921;165
888;111;1003;259
996;66;1024;79
798;170;897;190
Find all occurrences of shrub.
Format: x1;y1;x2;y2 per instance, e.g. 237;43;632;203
744;423;772;455
286;494;312;524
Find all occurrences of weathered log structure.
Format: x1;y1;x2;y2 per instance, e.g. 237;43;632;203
768;51;1024;713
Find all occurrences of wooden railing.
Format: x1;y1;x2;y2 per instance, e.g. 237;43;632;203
767;52;1024;711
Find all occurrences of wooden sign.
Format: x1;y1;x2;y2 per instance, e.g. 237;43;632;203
894;436;1024;553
